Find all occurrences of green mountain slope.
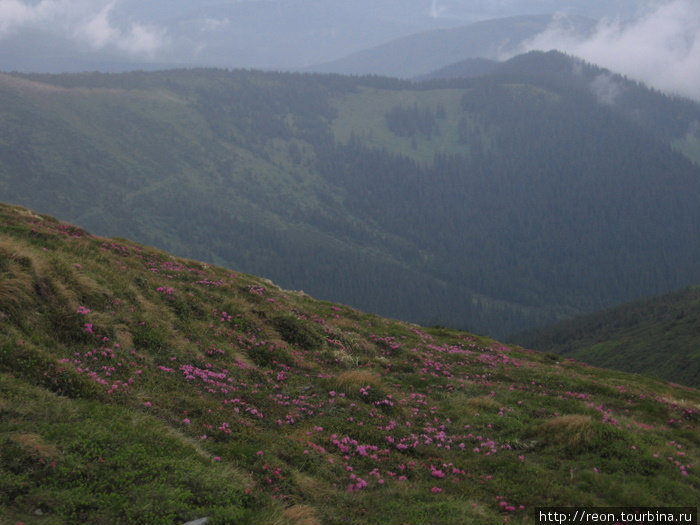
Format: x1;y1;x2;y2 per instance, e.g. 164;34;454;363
513;286;700;388
422;50;700;165
0;67;699;339
1;202;699;524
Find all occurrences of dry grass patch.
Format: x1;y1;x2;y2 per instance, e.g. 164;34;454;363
230;350;257;369
661;395;700;412
536;414;595;447
331;369;383;393
10;432;62;460
0;276;33;318
330;348;360;368
465;395;501;413
281;504;321;525
0;244;34;317
293;472;335;502
113;325;134;349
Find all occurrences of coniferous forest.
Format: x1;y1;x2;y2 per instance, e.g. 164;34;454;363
0;52;698;338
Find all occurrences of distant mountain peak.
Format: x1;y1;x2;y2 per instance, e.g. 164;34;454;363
307;14;596;78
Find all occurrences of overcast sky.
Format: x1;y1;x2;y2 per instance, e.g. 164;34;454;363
0;0;697;100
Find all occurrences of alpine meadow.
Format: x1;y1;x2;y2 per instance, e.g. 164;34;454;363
0;202;698;524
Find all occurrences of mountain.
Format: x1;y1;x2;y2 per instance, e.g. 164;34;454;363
0;1;461;73
1;202;699;524
513;286;700;388
421;50;700;165
414;58;499;81
308;15;595;78
0;2;645;74
0;66;699;339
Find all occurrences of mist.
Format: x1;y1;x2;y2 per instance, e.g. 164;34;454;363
518;0;700;101
0;0;696;96
0;0;168;57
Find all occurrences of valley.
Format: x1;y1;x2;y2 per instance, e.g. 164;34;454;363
1;55;698;339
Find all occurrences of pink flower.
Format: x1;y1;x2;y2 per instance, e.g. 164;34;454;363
431;487;443;494
256;450;264;456
143;401;152;407
430;467;445;478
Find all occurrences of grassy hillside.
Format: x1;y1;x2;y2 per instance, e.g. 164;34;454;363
422;51;700;165
1;66;699;339
513;287;700;388
1;202;699;524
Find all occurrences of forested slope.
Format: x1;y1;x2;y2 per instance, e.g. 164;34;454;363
0;63;698;337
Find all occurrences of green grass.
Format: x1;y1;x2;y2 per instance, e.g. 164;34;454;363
0;374;258;525
332;87;481;164
0;201;699;524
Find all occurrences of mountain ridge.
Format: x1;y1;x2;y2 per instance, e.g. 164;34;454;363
308;15;596;78
1;64;698;338
420;50;700;162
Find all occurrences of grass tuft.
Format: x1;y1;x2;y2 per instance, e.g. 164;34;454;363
536;414;595;448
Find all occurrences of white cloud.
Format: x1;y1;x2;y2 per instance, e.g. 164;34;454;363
589;73;624;105
429;0;447;18
117;23;167;56
0;0;168;57
518;0;700;101
199;17;231;32
77;1;167;56
80;1;119;48
0;0;66;34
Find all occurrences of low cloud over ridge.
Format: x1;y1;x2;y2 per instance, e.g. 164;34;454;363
518;0;700;101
